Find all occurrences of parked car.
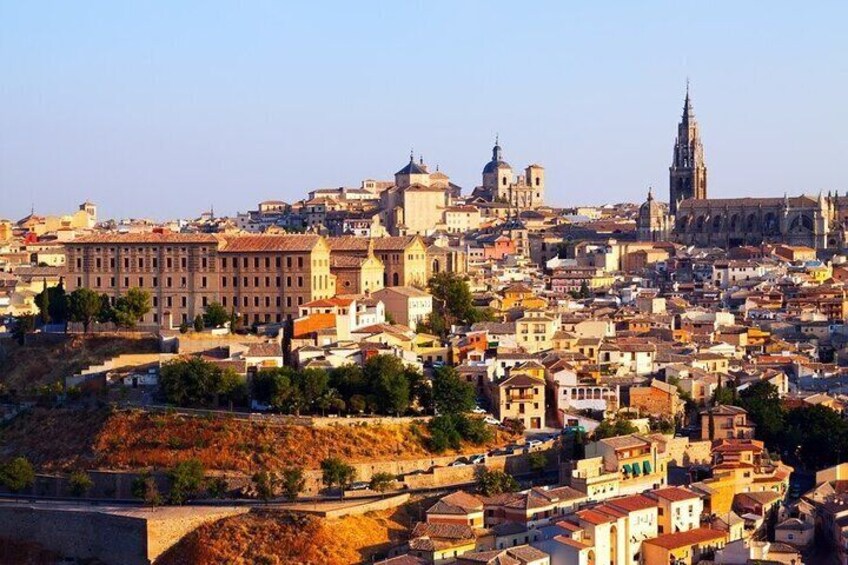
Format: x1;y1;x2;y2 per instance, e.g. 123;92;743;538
469;454;486;465
349;481;370;491
472;406;487;414
526;439;543;449
484;417;501;426
449;459;467;467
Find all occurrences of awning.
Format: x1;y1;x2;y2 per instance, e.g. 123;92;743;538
643;461;652;474
631;463;641;476
622;464;632;475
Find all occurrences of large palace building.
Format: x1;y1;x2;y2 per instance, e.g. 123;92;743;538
638;86;845;250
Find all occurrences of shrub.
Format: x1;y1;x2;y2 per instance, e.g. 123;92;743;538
476;469;519;496
206;476;229;499
1;457;35;493
369;472;396;493
252;469;279;502
68;470;94;497
168;459;205;505
280;467;306;501
131;472;162;506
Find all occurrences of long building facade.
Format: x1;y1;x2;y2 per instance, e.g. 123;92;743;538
66;233;340;328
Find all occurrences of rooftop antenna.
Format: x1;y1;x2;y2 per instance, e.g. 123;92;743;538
409;148;414;162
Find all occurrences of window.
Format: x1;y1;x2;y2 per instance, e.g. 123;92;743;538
124;277;130;287
201;276;207;288
297;257;303;268
181;257;187;269
138;277;144;287
139;258;144;269
181;297;187;308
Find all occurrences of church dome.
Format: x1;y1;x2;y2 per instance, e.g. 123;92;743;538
639;189;664;222
482;141;510;174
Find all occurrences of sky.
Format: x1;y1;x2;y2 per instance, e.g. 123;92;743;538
1;1;847;221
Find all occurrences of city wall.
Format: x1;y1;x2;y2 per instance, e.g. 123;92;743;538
0;503;246;565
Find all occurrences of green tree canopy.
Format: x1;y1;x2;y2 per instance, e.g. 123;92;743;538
159;357;243;407
203;301;230;328
113;288;151;328
1;457;35;493
364;355;410;416
320;457;356;492
68;288;103;332
738;381;785;446
168;459;205;505
280;467;306;501
476;469;519;496
426;272;493;334
593;418;639;440
432;365;476;415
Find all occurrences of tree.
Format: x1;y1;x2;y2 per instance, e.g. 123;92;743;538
738;381;785;447
593;418;638;440
1;457;35;492
131;472;162;506
251;368;296;411
12;315;35;345
280;467;306;501
204;301;230;328
783;405;848;470
528;452;548;474
578;281;591;299
321;457;356;494
96;293;114;323
708;408;716;441
252;469;280;503
206;477;229;499
428;414;491;453
369;472;396;493
35;279;50;325
159;357;239;407
427;272;491;333
68;470;94;497
476;469;519;496
432;365;476;415
68;288;102;332
113;288;151;329
364;355;410;415
168;459;205;505
348;394;367;414
193;314;204;332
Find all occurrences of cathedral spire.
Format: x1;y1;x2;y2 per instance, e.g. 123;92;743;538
669;81;707;216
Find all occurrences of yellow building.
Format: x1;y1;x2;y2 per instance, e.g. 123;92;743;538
641;528;727;565
491;283;547;312
493;373;546;430
515;310;558;353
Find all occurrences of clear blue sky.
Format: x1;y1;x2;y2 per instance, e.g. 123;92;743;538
1;1;846;221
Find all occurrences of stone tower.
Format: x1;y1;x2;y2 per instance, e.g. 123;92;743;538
669;83;707;216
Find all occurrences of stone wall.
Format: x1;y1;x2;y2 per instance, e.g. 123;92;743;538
0;503;246;565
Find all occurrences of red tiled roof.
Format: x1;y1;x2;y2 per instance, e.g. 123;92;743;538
643;527;726;550
218;234;321;252
72;233;218;244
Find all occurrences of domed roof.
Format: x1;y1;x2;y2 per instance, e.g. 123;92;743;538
482;142;511;174
639;188;664;219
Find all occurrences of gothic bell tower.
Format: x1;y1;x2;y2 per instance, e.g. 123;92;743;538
669;82;708;216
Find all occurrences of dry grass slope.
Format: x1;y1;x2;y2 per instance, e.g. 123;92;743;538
0;334;159;391
156;507;414;565
1;408;516;473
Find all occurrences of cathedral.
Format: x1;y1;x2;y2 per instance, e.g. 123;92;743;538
637;86;845;250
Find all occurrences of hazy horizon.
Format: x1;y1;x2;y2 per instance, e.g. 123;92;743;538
2;1;846;221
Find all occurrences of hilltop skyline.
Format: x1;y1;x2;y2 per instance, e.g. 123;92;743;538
2;1;847;220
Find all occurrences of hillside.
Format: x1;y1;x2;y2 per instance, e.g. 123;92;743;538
0;334;159;391
0;408;516;473
156;506;415;565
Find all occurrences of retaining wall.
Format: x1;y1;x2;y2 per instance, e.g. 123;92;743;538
0;503;246;565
